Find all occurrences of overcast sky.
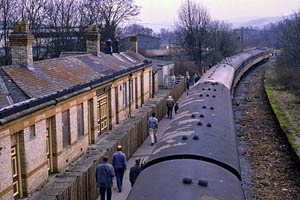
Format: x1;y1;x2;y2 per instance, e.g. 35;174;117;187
133;0;300;31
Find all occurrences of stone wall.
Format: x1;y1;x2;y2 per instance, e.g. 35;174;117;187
0;130;13;200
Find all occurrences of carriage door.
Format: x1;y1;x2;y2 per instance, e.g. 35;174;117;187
11;133;22;199
46;117;54;174
97;94;108;135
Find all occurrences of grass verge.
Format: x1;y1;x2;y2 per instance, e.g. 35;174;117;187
264;62;300;160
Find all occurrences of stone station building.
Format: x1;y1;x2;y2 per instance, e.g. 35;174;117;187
0;22;155;199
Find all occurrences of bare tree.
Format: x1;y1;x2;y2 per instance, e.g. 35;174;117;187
79;0;102;26
0;0;18;65
43;0;80;57
175;0;211;68
279;13;300;68
158;28;176;46
18;0;48;60
123;24;154;36
99;0;140;42
208;21;239;63
0;0;141;63
268;11;300;90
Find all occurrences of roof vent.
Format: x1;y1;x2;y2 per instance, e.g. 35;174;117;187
183;177;193;184
113;40;120;53
198;180;208;186
105;39;113;54
193;135;199;140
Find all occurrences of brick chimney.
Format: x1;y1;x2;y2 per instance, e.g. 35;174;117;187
9;21;34;66
85;25;100;55
130;35;138;53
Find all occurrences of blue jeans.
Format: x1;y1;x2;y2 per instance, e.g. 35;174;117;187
100;187;112;200
114;168;125;191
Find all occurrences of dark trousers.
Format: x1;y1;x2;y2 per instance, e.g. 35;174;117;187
114;168;125;191
167;107;173;119
130;180;135;187
100;187;112;200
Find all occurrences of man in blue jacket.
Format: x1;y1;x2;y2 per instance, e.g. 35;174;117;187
148;112;159;145
96;156;115;200
112;145;127;192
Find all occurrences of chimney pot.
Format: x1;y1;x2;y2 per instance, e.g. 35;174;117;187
88;24;98;32
13;21;30;33
105;39;113;54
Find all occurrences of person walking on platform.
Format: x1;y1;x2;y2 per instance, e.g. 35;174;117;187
186;71;190;95
171;74;176;88
148;112;158;146
129;158;142;187
174;102;179;115
112;145;127;192
96;156;115;200
166;96;175;119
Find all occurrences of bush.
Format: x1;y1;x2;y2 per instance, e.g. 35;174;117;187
275;55;300;90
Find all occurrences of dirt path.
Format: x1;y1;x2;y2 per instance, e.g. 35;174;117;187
233;62;300;200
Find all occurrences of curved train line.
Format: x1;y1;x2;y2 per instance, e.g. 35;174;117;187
127;48;272;200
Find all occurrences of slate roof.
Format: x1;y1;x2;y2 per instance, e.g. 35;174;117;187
0;84;9;108
0;68;29;107
0;51;151;111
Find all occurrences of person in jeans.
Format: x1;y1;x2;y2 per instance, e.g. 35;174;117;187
148;112;158;146
112;145;127;192
96;156;115;200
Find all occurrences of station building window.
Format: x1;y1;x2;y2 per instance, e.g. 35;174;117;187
77;104;84;138
123;82;127;107
62;110;71;148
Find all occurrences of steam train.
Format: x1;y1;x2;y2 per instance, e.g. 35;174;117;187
127;49;271;200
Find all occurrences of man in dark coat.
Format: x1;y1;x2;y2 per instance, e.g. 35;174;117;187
166;96;175;119
112;145;127;192
96;156;115;200
129;158;142;187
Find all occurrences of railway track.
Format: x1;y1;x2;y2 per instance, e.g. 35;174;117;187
233;61;300;200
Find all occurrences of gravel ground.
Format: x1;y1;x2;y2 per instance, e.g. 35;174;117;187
233;61;300;200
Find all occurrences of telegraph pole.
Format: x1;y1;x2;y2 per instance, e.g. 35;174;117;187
241;27;244;52
234;27;244;52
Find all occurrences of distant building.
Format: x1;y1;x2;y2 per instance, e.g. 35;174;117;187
0;22;155;199
119;34;160;52
150;59;174;89
119;34;174;89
